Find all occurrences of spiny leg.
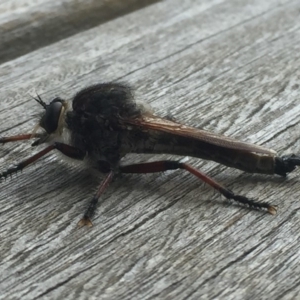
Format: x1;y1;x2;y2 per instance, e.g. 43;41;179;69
120;160;277;215
78;171;114;227
0;142;85;180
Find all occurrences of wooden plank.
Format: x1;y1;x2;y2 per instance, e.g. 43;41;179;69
0;0;161;64
1;0;300;299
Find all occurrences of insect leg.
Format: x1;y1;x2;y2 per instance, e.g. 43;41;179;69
120;160;277;215
0;133;43;144
78;171;114;227
0;142;85;180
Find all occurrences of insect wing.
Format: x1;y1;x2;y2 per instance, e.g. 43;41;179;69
124;115;276;155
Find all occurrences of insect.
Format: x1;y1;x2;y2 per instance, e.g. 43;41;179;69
1;83;300;226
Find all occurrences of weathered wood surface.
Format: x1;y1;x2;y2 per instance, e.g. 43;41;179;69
1;0;300;299
0;0;161;64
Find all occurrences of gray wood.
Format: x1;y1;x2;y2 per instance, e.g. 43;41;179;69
1;0;300;299
0;0;161;64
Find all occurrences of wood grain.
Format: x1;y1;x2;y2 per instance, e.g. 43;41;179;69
0;0;161;64
1;0;300;299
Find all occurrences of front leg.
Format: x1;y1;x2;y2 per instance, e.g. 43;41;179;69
0;142;85;180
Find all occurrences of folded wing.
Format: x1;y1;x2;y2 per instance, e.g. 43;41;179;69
124;115;276;156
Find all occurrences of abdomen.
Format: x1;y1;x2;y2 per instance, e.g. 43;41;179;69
126;130;275;174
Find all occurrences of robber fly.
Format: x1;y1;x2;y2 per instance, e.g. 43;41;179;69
1;83;300;226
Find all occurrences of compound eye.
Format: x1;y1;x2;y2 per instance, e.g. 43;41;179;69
40;99;63;134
